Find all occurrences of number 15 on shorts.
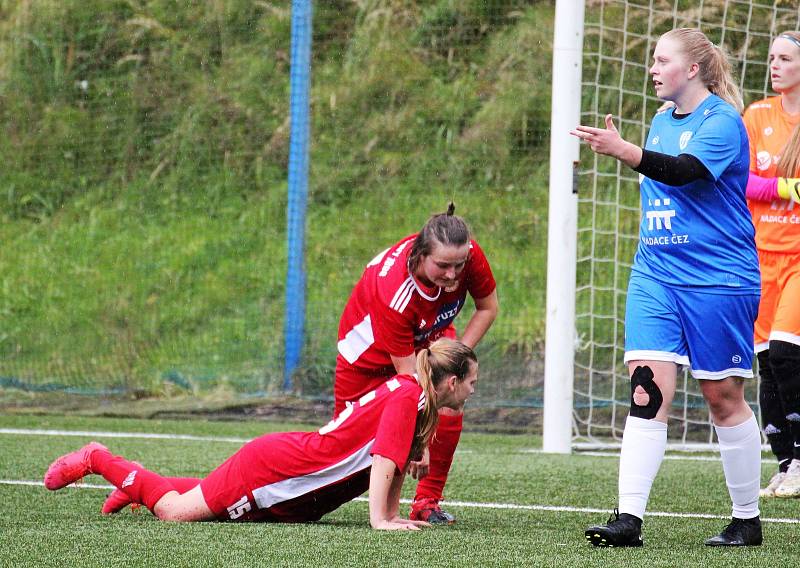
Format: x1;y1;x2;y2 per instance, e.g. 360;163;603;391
227;495;252;520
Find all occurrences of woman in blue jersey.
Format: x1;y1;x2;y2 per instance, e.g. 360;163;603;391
571;28;762;547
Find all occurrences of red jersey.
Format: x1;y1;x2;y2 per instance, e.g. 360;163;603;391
200;375;424;522
743;95;800;253
336;235;496;374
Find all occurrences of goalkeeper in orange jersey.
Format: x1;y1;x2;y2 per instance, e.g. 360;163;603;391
743;30;800;499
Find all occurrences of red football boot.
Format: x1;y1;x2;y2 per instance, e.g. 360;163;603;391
43;442;108;490
409;497;456;525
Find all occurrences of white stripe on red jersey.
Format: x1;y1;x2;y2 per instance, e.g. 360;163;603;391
337;315;374;364
252;441;374;509
389;277;415;313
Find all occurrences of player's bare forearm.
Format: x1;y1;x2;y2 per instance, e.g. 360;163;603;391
389;353;417;376
616;141;643;168
385;465;406;519
369;455;421;530
460;290;498;348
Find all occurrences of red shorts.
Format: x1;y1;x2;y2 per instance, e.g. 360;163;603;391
333;357;393;415
199;434;369;523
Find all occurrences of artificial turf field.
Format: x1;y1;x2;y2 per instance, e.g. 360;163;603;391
1;414;799;567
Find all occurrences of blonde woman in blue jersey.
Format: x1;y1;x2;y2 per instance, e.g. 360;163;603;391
571;28;762;547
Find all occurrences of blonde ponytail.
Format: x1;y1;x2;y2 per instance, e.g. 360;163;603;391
410;339;477;461
411;348;439;461
707;43;743;112
777;127;800;178
662;28;743;113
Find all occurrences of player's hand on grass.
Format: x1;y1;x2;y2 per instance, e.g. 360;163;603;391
373;518;424;530
408;447;430;480
394;516;431;528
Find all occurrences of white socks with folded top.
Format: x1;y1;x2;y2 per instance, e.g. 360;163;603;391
715;413;761;519
616;413;761;522
618;416;667;520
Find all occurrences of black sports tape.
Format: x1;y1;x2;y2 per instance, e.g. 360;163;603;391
629;365;663;420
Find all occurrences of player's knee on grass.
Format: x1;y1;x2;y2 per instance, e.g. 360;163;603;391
153;489;214;522
629;365;663;420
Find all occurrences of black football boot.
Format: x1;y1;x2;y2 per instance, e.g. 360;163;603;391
585;508;643;547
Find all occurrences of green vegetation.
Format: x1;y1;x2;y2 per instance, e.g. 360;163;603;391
2;414;799;567
0;1;554;398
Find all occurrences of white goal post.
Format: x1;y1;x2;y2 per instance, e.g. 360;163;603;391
543;0;585;454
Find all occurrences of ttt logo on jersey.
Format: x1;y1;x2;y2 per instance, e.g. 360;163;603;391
646;198;676;230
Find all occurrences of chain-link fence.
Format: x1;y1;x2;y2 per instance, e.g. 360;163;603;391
1;1;554;412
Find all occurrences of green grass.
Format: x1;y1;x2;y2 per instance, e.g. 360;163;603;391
1;414;799;567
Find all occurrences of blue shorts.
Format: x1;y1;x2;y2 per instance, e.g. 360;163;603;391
624;274;759;380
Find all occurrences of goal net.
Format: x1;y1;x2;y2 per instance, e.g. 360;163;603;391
573;0;800;447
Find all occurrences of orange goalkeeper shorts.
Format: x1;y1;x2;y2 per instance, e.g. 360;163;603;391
754;249;800;351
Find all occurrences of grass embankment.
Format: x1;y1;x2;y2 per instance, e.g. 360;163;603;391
1;1;554;398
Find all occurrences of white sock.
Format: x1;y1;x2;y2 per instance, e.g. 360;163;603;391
715;413;761;519
618;415;668;520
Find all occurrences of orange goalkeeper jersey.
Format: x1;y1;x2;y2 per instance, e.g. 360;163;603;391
743;95;800;253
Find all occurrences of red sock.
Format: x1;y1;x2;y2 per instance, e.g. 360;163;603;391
414;413;463;501
125;477;200;506
91;450;176;511
163;477;201;494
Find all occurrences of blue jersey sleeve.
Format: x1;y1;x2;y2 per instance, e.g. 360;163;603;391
683;111;747;181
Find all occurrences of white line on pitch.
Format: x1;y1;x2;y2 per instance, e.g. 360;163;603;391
520;448;778;464
0;427;251;444
3;479;798;525
0;428;474;453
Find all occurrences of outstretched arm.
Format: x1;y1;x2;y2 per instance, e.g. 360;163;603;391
570;114;643;168
369;455;427;530
572;114;715;186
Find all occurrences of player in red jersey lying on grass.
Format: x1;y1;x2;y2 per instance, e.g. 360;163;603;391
43;338;478;531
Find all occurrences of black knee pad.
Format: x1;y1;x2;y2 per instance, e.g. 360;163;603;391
629;365;663;420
